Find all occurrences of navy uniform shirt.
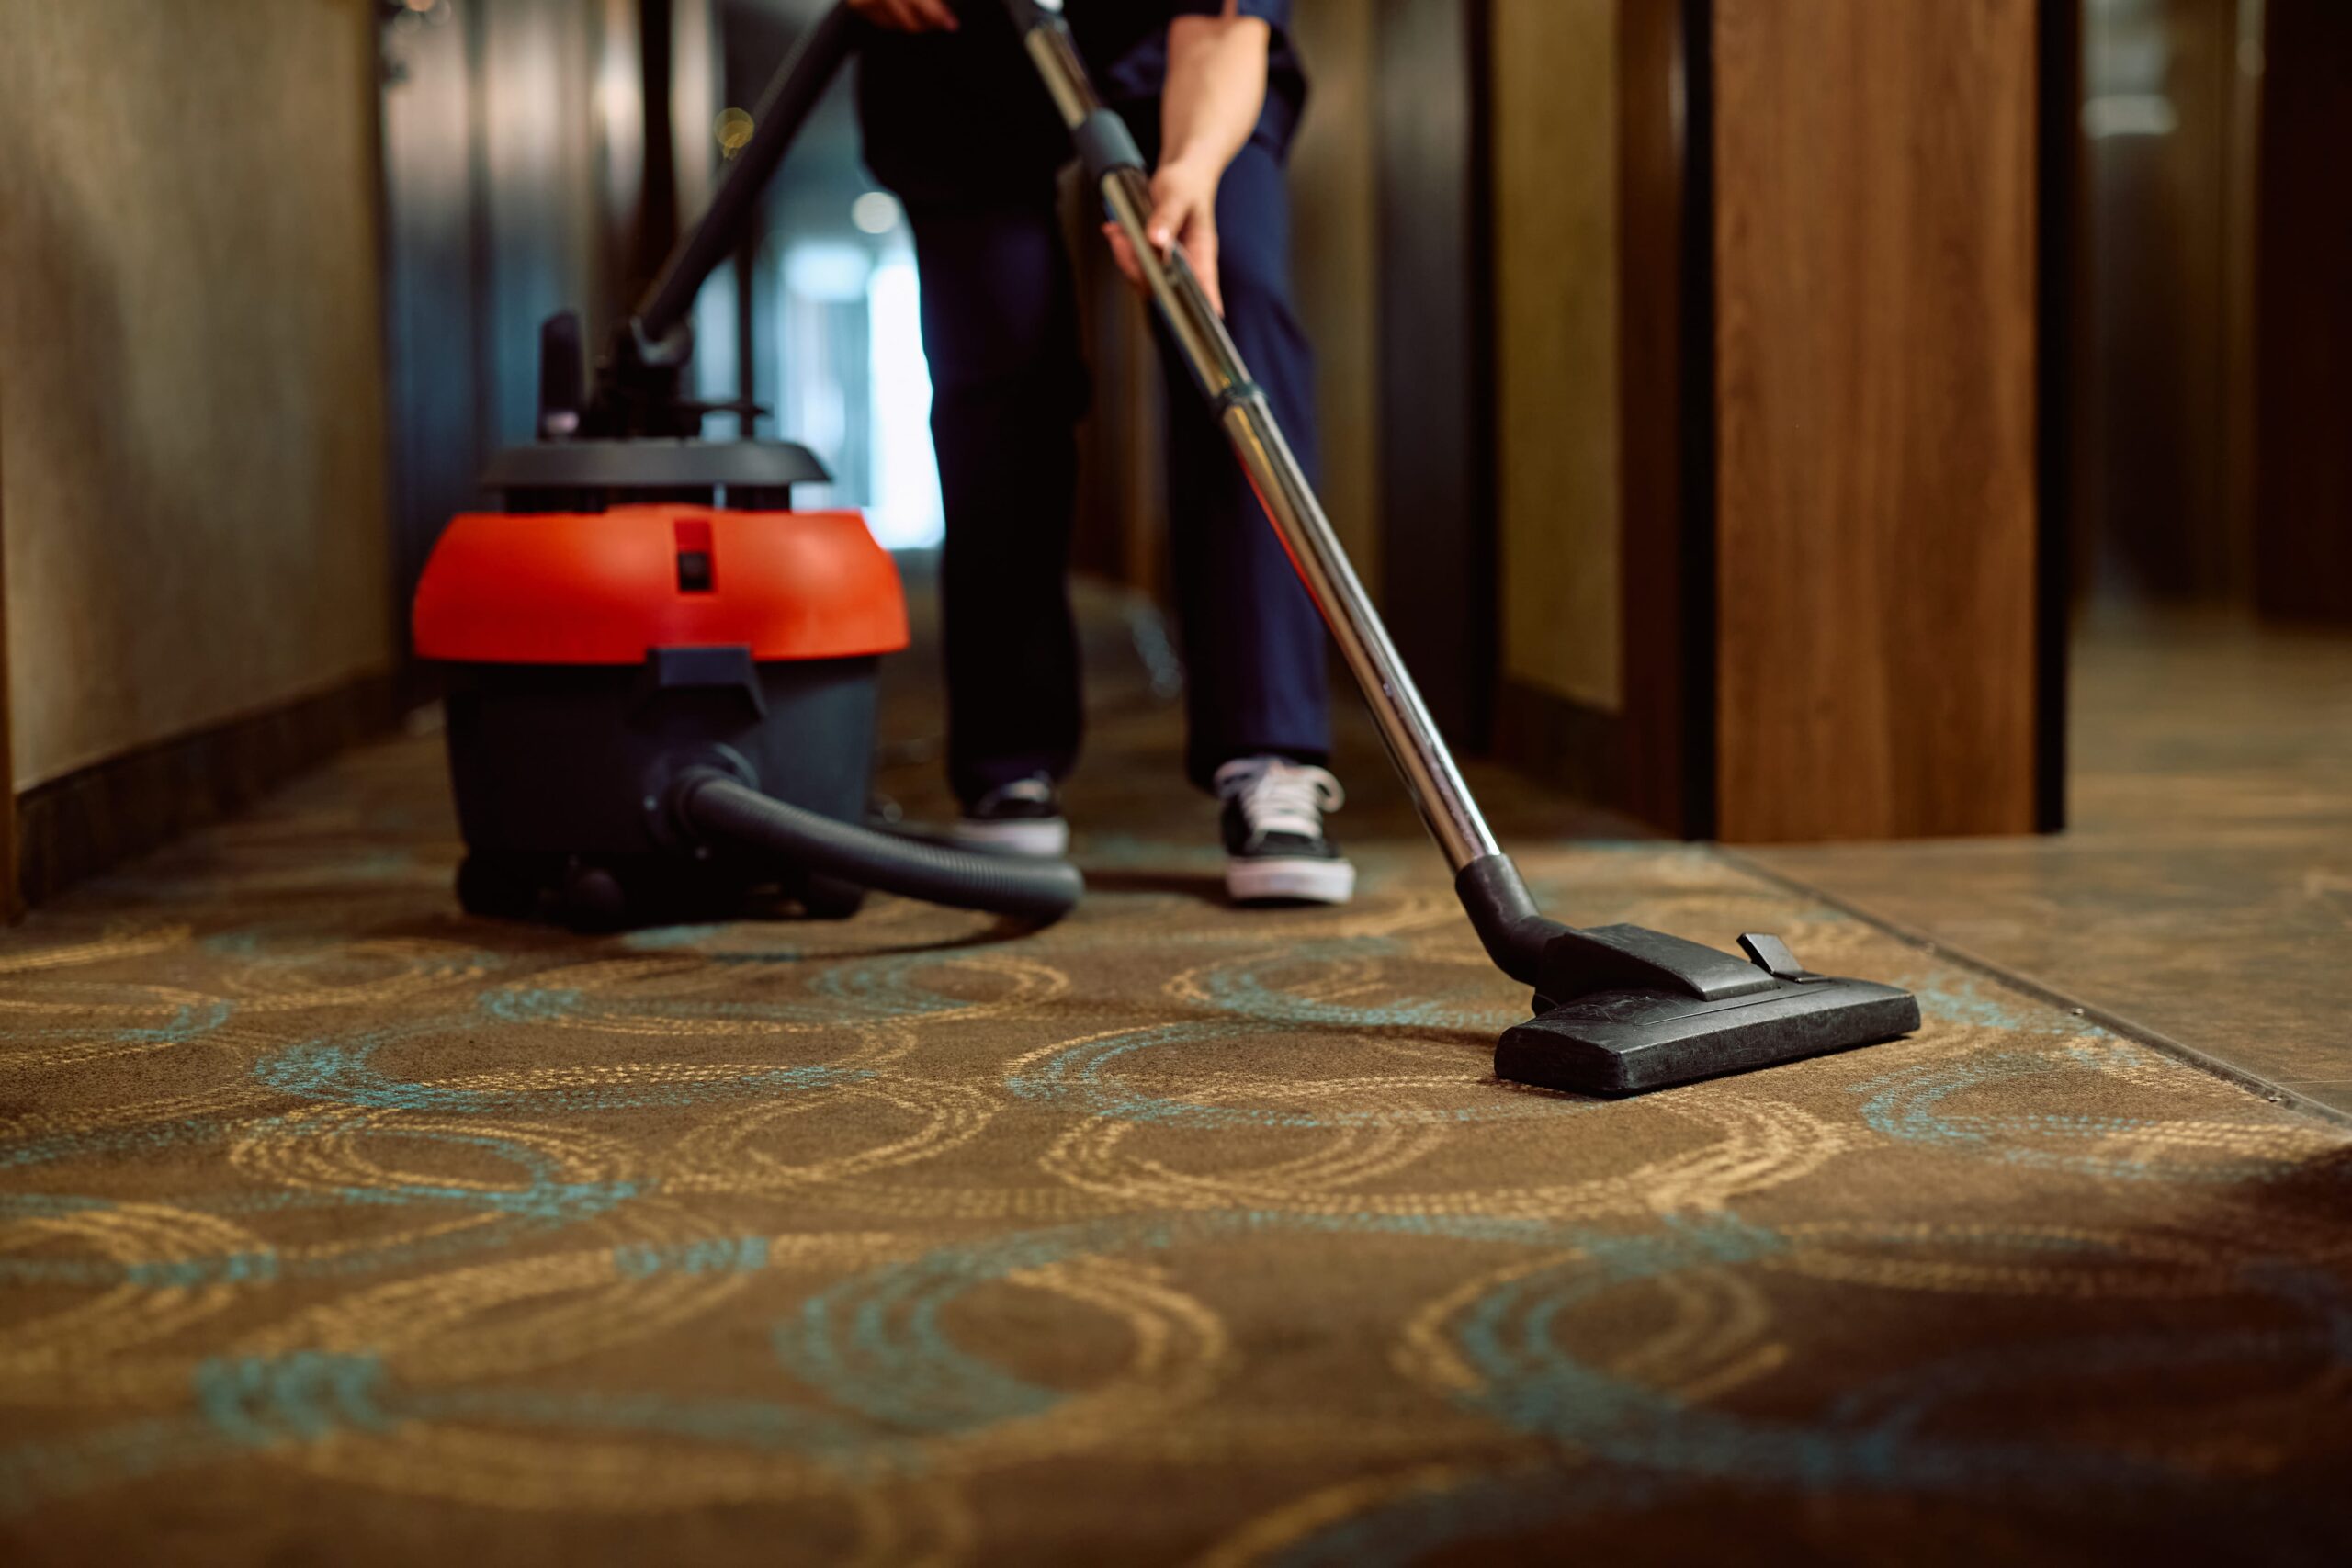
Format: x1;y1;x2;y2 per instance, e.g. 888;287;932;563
859;0;1305;209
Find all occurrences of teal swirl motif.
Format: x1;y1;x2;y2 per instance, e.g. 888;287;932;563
1006;1022;1588;1131
254;1028;866;1115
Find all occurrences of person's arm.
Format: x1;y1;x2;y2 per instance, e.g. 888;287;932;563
1104;3;1272;314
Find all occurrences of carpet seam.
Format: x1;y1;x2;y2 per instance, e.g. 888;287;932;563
1713;844;2352;1133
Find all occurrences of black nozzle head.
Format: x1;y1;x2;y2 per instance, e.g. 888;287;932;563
1494;974;1921;1097
1453;854;1921;1095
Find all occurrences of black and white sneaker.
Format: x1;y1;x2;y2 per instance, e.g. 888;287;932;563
950;775;1070;858
1215;756;1355;905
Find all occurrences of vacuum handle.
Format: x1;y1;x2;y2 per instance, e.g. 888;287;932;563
634;2;865;351
1000;0;1503;875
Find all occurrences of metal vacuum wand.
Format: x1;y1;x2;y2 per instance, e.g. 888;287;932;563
1000;0;1563;990
1004;2;1501;878
997;0;1920;1097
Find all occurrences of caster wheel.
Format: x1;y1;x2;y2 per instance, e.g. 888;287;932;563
559;861;631;931
456;852;545;920
797;874;866;921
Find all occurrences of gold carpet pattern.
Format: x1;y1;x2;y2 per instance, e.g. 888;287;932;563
4;698;2350;1562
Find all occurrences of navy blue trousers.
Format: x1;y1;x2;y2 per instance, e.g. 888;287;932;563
907;135;1331;804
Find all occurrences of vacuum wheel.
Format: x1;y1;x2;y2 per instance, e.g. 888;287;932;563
455;852;549;920
796;873;867;921
456;852;631;930
457;852;867;928
557;861;632;931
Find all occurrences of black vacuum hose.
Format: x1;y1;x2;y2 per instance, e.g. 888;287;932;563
672;770;1083;923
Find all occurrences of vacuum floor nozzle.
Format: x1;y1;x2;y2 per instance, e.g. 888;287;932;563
1495;973;1921;1096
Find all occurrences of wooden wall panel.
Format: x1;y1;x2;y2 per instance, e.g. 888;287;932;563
1492;0;1622;712
1711;0;2040;841
0;412;13;917
2253;0;2352;624
1616;0;1713;835
1487;0;1705;832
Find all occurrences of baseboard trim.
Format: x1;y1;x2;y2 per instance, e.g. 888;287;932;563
1490;678;1627;818
13;675;402;911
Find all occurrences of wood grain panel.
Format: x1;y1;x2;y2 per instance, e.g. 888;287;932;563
1616;0;1711;834
1712;0;2040;841
1487;0;1704;834
1492;0;1621;712
0;404;13;919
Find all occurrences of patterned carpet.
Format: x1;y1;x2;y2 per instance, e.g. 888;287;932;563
6;619;2351;1562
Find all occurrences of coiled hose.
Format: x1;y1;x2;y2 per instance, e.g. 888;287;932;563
671;769;1083;924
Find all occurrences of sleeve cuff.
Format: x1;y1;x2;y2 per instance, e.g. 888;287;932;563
1171;0;1292;32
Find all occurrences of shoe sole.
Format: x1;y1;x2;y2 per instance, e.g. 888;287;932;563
1227;856;1356;906
949;817;1071;858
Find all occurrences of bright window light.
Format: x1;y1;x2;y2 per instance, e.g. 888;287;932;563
770;238;943;551
865;254;943;549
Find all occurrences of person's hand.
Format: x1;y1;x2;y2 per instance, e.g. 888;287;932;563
1103;153;1226;315
847;0;958;32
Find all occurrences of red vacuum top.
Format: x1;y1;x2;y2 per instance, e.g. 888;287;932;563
413;506;910;664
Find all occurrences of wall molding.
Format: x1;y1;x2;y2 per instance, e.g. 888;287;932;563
14;676;401;910
1492;679;1625;813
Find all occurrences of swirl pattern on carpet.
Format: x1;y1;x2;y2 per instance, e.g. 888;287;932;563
3;727;2348;1563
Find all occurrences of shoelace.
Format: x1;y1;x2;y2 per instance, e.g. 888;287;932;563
1215;758;1344;841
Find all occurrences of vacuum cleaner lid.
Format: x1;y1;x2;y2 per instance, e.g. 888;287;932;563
479;439;829;493
413;505;910;664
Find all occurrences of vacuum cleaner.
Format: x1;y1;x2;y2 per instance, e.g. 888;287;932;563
414;0;1920;1097
412;2;1080;931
